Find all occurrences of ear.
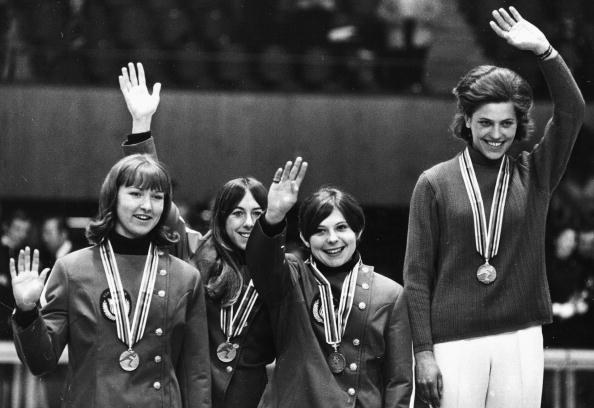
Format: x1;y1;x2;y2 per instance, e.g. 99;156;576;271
299;232;310;248
356;230;363;242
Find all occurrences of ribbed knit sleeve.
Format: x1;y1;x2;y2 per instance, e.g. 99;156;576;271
403;172;439;353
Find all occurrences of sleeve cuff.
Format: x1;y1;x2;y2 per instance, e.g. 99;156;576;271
124;131;152;145
259;214;286;237
13;307;39;328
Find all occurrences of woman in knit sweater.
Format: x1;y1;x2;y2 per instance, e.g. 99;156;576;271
404;6;585;408
118;64;276;408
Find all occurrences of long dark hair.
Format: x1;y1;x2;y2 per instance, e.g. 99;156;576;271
86;154;177;246
450;65;534;143
205;177;267;306
298;186;365;243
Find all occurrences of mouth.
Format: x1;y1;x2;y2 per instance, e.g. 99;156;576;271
134;214;153;221
485;140;504;148
237;231;251;239
323;246;345;256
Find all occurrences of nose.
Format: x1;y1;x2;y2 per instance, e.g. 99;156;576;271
140;193;152;211
244;213;255;228
327;229;338;243
491;125;504;140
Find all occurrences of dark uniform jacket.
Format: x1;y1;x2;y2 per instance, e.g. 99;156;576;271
246;219;413;408
12;246;211;408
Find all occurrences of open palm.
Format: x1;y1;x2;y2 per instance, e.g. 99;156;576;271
266;157;308;224
10;247;49;311
490;7;549;54
119;62;161;121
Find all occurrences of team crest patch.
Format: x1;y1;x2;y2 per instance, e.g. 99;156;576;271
100;289;132;322
311;294;325;325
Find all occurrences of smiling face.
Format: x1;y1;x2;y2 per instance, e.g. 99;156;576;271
115;186;164;239
466;101;517;160
304;207;359;268
224;190;263;250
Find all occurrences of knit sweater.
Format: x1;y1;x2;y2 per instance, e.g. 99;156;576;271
404;54;585;353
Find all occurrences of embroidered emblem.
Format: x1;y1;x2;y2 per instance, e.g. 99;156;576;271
311;295;325;325
100;289;132;322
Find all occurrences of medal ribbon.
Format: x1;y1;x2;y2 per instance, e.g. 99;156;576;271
309;258;360;349
459;148;511;261
100;240;159;349
220;280;259;341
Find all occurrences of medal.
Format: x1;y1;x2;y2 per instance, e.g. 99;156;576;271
218;280;259;363
309;258;360;374
119;349;140;371
216;341;239;363
476;262;496;285
459;148;510;285
100;241;159;372
327;349;346;374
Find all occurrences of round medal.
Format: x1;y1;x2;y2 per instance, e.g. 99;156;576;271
477;263;496;285
119;349;140;372
217;342;239;363
327;351;346;374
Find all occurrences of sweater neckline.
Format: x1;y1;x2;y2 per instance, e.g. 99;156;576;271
108;232;151;255
467;143;504;169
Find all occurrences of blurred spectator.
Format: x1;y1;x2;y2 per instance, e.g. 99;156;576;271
376;0;440;92
40;216;73;269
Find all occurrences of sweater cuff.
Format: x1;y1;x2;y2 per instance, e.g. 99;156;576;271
259;214;286;237
12;307;39;329
124;131;152;145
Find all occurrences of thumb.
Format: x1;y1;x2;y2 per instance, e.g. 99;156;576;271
152;82;162;99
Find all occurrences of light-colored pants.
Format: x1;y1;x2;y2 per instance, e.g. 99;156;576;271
433;326;543;408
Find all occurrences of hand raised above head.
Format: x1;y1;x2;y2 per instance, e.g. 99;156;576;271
118;62;162;133
489;7;550;55
10;247;50;311
265;157;308;225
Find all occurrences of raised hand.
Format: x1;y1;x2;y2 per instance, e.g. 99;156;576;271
489;7;550;55
10;247;50;311
265;157;308;225
118;62;162;133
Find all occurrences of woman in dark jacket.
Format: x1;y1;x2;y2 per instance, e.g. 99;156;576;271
245;158;413;408
118;64;276;408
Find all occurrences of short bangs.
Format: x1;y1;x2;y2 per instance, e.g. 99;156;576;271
118;159;170;192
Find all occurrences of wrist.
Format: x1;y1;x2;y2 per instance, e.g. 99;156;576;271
535;43;553;60
265;210;285;225
415;350;435;361
131;117;152;134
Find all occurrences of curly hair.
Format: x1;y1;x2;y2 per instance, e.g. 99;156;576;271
450;65;534;143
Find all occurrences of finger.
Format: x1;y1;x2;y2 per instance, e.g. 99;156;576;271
118;75;127;93
491;10;511;31
489;20;507;38
24;247;31;271
121;67;131;90
280;160;293;182
137;62;146;86
31;249;40;274
437;373;444;401
9;258;16;280
271;168;282;183
18;249;25;275
152;82;162;98
39;268;50;283
294;161;308;187
508;6;523;22
498;7;516;26
288;157;303;180
128;62;138;86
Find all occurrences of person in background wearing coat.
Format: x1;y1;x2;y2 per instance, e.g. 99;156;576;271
10;154;211;408
404;7;585;408
245;158;413;408
118;63;276;408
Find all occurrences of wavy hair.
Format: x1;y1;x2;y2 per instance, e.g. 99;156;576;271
86;154;177;246
205;177;267;306
450;65;534;143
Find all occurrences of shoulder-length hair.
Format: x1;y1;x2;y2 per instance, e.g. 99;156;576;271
450;65;534;143
298;186;365;242
206;177;268;306
86;154;176;246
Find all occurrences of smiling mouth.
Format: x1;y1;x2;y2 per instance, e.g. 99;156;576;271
238;232;251;238
134;214;152;221
486;141;504;147
323;247;345;256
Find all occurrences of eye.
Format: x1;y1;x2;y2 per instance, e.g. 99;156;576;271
253;210;263;219
501;120;516;128
231;209;245;218
478;120;491;127
336;224;349;231
152;192;165;200
314;227;326;235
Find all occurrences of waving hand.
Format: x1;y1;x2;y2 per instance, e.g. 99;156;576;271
10;247;49;311
490;7;551;56
265;157;308;225
119;62;162;133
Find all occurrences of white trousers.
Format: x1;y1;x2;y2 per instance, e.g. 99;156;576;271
433;326;543;408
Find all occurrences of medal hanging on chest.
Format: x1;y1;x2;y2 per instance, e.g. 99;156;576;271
100;241;159;372
217;280;259;363
459;148;511;285
309;258;359;374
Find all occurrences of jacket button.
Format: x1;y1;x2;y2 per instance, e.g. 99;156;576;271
153;381;161;390
347;388;356;396
158;290;166;298
362;283;369;290
358;302;366;310
349;363;358;371
159;269;167;276
158;250;164;256
352;338;360;347
361;266;369;273
155;328;163;336
226;366;233;373
154;355;162;363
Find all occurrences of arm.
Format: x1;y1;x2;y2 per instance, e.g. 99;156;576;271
11;249;68;375
383;287;413;408
177;271;212;408
402;174;442;407
490;7;585;190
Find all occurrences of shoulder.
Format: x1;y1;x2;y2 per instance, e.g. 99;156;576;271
422;155;460;183
369;270;404;305
54;246;96;269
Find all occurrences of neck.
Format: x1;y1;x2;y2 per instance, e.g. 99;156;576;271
312;252;361;275
108;232;151;255
468;143;503;168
